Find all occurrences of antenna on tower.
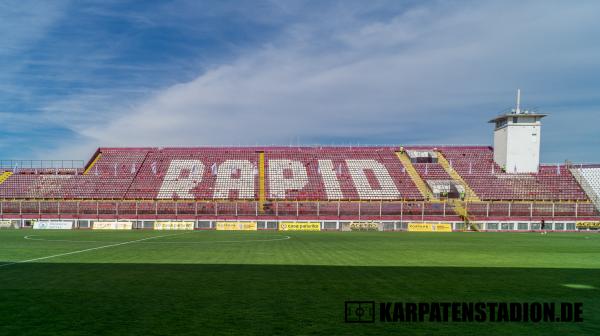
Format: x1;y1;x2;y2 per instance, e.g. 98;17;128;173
515;88;521;114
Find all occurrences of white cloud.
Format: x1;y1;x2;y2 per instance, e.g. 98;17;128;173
40;1;600;162
0;1;69;107
0;1;68;56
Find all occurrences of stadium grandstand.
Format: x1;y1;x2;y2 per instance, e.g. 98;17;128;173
0;147;599;231
1;92;599;232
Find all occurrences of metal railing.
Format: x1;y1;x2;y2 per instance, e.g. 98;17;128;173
0;200;597;220
0;160;85;170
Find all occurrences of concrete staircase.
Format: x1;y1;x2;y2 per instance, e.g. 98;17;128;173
450;199;479;231
83;153;102;175
436;151;481;202
395;151;433;200
258;152;266;212
0;172;13;185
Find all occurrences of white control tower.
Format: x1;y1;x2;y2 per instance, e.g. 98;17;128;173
489;90;546;173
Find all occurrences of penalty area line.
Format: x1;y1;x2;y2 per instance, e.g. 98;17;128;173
0;232;190;269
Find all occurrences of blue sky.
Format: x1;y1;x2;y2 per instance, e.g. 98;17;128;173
1;0;599;163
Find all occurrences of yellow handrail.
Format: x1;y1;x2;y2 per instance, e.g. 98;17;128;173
436;151;481;202
395;151;433;200
0;172;13;185
83;153;102;175
258;152;266;212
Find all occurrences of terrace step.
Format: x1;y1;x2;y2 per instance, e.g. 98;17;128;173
436;151;481;202
0;172;13;185
450;199;479;231
258;151;266;212
395;151;433;200
83;153;102;175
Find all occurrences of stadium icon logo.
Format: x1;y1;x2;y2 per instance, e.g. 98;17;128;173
345;301;375;323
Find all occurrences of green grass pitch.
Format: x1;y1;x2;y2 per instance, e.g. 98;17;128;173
0;230;599;335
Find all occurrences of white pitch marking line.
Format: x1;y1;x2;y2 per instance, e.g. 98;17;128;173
0;232;190;269
22;234;292;244
23;235;116;243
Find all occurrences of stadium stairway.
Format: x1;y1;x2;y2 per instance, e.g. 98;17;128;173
395;151;434;200
450;199;479;231
0;172;13;185
435;151;481;202
83;153;102;175
258;151;266;212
